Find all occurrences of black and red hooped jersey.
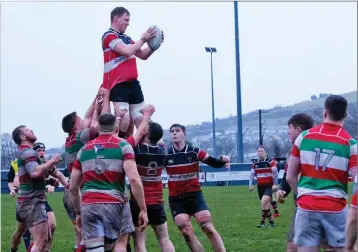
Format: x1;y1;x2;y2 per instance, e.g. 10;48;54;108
165;145;207;197
251;156;277;185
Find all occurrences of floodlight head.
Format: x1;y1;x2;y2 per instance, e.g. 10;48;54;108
205;47;211;52
211;47;217;53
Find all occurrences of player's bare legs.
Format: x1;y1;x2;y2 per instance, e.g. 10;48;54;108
84;237;108;252
115;233;130;252
43;211;56;251
152;222;175;252
113;102;130;132
133;228;146;252
174;214;204;252
29;222;49;252
297;247;320;252
194;210;225;252
129;103;145;129
260;195;274;227
345;206;357;252
298;244;341;252
10;221;27;251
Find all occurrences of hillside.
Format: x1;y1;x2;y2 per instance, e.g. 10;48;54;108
162;91;357;160
1;91;356;169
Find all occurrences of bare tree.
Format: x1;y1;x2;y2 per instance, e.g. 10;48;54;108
344;102;357;138
311;106;324;125
1;133;18;170
270;136;282;158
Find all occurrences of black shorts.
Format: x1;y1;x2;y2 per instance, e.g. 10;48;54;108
130;201;167;227
257;184;273;200
110;80;144;104
168;191;209;219
16;200;53;222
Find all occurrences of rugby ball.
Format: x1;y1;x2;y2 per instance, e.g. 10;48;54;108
148;25;162;51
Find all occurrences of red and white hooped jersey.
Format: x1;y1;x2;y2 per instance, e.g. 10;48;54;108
165;145;207;197
101;28;138;91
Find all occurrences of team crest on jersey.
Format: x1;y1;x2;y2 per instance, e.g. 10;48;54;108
94;144;104;154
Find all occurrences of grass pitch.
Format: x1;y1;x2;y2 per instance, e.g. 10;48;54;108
1;185;353;251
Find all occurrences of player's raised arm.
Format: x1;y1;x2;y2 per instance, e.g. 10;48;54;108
199;149;230;168
136;30;164;60
50;167;69;188
82;93;98;129
131;104;156;146
22;150;61;179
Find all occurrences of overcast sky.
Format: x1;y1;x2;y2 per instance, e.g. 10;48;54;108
1;2;356;148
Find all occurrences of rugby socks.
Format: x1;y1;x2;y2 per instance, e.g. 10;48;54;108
76;243;86;252
266;210;275;226
127;243;132;252
260;209;267;224
26;241;34;252
23;229;31;249
271;200;279;214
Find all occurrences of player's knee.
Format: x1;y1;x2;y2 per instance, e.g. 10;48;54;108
49;222;56;233
286;242;297;252
200;220;216;237
158;235;171;246
178;223;195;241
129;103;145;125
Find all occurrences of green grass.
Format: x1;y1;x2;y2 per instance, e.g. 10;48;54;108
1;185;353;252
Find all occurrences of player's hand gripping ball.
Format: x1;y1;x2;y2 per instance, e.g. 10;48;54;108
148;25;162;51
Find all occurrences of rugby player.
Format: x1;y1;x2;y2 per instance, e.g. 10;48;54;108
8;159;32;250
287;95;357;252
61;88;108;251
10;125;61;252
345;174;357;252
127;121;175;252
249;146;279;228
165;123;230;252
277;113;314;251
29;142;69;251
101;6;164;133
70;113;148;252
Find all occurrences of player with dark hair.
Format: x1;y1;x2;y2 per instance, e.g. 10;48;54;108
101;6;164;135
70;113;148;252
61;88;108;252
287;95;357;252
126;120;175;252
249;146;279;228
7;158;32;250
165;123;230;252
10;125;61;252
277;113;314;252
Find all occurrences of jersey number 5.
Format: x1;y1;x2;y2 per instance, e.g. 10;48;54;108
314;148;335;171
95;155;106;174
